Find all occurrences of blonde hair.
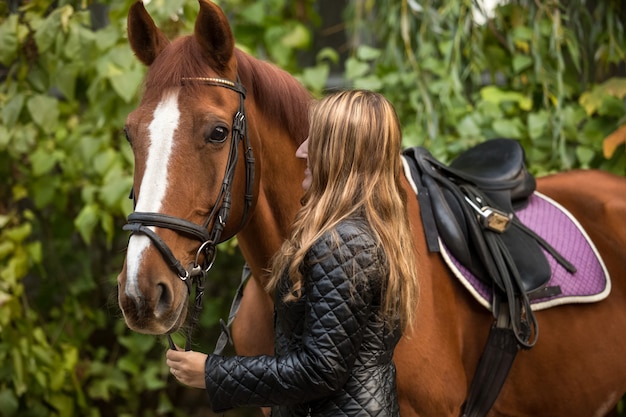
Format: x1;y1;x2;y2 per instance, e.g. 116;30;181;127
267;90;419;331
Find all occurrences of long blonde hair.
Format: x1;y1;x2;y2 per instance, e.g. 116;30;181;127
267;90;419;331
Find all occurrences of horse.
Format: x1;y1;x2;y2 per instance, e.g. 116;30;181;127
117;1;626;416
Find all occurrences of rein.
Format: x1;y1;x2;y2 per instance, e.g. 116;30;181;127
123;76;254;352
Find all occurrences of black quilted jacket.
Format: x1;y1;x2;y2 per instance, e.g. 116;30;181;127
204;218;402;416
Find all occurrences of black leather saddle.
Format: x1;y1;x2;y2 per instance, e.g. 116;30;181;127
404;139;550;291
403;138;575;345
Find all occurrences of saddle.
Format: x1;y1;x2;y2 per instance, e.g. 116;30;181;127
405;138;552;295
402;138;576;417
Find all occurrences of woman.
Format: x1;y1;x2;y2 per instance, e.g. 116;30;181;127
166;90;419;416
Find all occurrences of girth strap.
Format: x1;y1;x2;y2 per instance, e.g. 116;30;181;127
462;302;519;417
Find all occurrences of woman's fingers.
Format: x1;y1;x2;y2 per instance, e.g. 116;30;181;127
165;349;208;389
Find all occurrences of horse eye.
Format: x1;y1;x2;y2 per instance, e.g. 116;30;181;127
206;125;229;143
124;126;132;144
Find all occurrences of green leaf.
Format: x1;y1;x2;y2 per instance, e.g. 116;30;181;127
48;394;74;417
480;86;532;111
81;184;99;205
26;241;42;264
54;64;79;101
512;54;532;73
92;149;117;176
527;111;549;140
0;241;15;259
603;77;626;99
353;75;383;90
0;15;19;66
511;26;533;41
10;123;37;154
31;176;59;209
87;378;111;401
34;7;66;53
146;0;186;21
264;25;299;67
108;45;136;69
4;223;32;243
316;47;339;64
74;204;99;244
27;95;59;133
26;66;49;93
94;25;119;51
119;332;156;354
492;118;524;139
61;344;79;372
457;114;482;137
580;78;626;116
157;391;175;414
77;135;103;165
0;125;10;149
240;2;266;25
108;66;143;103
100;211;115;244
598;95;625;118
117;355;140;375
476;100;504;120
31;345;53;368
64;24;95;61
0;390;19;417
345;57;370;79
0;214;11;229
564;29;581;73
298;64;329;94
2;93;25;127
30;146;59;177
11;347;26;396
576;145;595;167
143;365;167;390
356;45;381;61
281;22;310;48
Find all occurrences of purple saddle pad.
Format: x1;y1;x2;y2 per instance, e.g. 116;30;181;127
440;192;611;311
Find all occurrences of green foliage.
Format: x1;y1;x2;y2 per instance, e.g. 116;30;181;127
0;0;320;414
343;0;626;175
0;1;229;416
1;0;624;416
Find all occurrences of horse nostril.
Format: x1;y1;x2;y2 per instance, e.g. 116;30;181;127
155;283;172;317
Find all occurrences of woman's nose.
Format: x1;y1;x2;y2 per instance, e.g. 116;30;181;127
296;138;309;159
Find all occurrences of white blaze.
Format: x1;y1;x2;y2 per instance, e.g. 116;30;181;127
125;90;181;298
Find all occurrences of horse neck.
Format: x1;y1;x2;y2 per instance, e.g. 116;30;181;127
233;50;310;285
236;131;304;286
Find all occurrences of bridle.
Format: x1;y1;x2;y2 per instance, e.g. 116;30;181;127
123;76;254;351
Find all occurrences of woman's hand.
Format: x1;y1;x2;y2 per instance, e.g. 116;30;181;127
166;348;208;389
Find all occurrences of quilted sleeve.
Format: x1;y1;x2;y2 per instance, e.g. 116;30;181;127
204;223;384;412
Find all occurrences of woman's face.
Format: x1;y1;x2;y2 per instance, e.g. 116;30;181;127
295;137;311;191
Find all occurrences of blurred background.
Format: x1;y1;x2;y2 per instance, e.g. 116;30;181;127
0;0;624;416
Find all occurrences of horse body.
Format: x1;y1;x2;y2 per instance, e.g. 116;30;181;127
118;1;626;415
394;170;626;416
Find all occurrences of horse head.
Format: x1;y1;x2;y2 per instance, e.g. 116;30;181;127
118;0;310;339
118;0;258;335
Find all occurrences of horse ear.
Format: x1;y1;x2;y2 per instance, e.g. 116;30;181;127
194;0;235;73
127;1;170;66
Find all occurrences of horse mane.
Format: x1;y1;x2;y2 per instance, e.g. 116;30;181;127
142;36;312;146
235;49;312;146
